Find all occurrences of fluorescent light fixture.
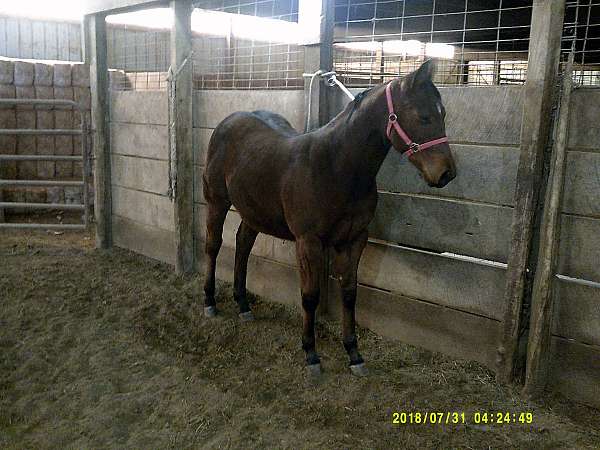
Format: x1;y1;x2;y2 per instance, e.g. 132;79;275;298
384;40;423;56
193;10;302;44
336;40;424;57
334;41;382;52
425;43;455;59
107;8;173;30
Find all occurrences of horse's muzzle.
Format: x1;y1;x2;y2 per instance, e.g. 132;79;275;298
431;169;456;188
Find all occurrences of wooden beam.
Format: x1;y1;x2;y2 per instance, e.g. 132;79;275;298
523;53;574;397
498;0;566;383
88;13;112;249
170;0;194;274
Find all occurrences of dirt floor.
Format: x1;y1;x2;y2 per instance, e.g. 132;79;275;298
1;228;600;449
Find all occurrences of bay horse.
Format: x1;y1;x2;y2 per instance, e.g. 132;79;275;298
202;60;456;376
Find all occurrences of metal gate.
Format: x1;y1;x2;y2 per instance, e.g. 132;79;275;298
0;98;91;230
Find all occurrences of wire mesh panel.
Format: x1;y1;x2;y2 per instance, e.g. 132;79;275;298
562;0;600;86
192;0;304;90
333;0;533;87
107;24;170;91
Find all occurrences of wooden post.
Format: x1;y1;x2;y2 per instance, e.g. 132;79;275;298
81;15;92;65
523;53;574;397
301;0;334;130
88;13;112;249
171;0;194;274
498;0;566;383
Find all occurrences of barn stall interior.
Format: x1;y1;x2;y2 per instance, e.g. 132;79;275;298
1;0;600;444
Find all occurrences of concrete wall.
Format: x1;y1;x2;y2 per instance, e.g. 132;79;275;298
0;59;91;210
109;90;174;262
547;88;600;409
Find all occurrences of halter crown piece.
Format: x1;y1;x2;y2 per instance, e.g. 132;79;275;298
385;82;449;158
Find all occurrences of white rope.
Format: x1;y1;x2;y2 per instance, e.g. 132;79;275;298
302;70;355;133
166;52;193;201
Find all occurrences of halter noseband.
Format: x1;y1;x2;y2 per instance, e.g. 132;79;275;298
385;82;449;158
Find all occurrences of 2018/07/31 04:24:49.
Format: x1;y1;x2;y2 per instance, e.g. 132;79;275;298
391;411;534;425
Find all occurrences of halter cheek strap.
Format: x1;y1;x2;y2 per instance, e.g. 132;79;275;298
385;82;449;158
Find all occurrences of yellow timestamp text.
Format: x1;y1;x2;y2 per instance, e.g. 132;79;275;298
391;411;534;425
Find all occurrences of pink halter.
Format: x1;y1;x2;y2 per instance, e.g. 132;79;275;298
385;82;449;158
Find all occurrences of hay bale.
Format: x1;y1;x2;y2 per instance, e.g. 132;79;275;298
34;63;53;87
0;60;14;85
73;87;91;110
14;61;34;86
53;64;72;87
72;64;90;88
36;110;55;179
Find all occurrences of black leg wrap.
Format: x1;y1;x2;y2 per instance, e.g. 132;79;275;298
204;291;216;307
343;336;364;365
234;293;251;313
302;338;320;365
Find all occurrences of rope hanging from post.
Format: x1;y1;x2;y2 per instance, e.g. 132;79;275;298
166;51;193;201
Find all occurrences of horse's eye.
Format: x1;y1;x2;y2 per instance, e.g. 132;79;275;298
419;115;431;124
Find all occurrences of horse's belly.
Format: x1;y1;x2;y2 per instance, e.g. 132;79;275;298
227;181;295;241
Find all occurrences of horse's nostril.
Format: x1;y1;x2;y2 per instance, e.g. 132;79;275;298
437;170;455;188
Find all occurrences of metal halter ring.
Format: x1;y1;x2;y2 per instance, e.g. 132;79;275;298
388;113;398;122
408;142;421;153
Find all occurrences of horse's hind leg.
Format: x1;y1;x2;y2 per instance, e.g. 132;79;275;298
295;235;324;375
203;198;230;317
234;221;258;321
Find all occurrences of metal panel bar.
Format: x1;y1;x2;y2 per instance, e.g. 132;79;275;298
0;202;85;210
0;129;82;136
0;98;84;110
0;155;83;161
0;223;86;230
0;180;84;187
0;95;91;230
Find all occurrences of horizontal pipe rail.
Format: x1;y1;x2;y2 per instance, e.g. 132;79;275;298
0;97;90;230
0;98;86;111
0;202;85;210
0;155;83;161
0;129;82;136
0;180;84;187
0;223;86;230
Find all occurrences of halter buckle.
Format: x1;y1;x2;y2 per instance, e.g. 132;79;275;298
388;113;397;123
408;142;420;153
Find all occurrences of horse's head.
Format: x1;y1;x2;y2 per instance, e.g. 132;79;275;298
386;60;456;188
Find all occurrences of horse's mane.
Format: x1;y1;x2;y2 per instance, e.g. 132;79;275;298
346;87;374;123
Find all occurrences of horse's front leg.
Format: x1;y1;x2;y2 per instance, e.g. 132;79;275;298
333;230;368;376
295;235;324;375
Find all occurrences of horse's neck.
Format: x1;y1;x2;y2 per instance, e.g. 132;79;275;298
324;88;391;190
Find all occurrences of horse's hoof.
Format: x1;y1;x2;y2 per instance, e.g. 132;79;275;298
239;311;254;322
305;363;322;377
204;306;218;318
350;362;368;377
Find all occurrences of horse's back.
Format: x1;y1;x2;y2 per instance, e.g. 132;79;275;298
203;109;300;239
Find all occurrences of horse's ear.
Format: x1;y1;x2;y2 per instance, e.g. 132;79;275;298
404;59;436;91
